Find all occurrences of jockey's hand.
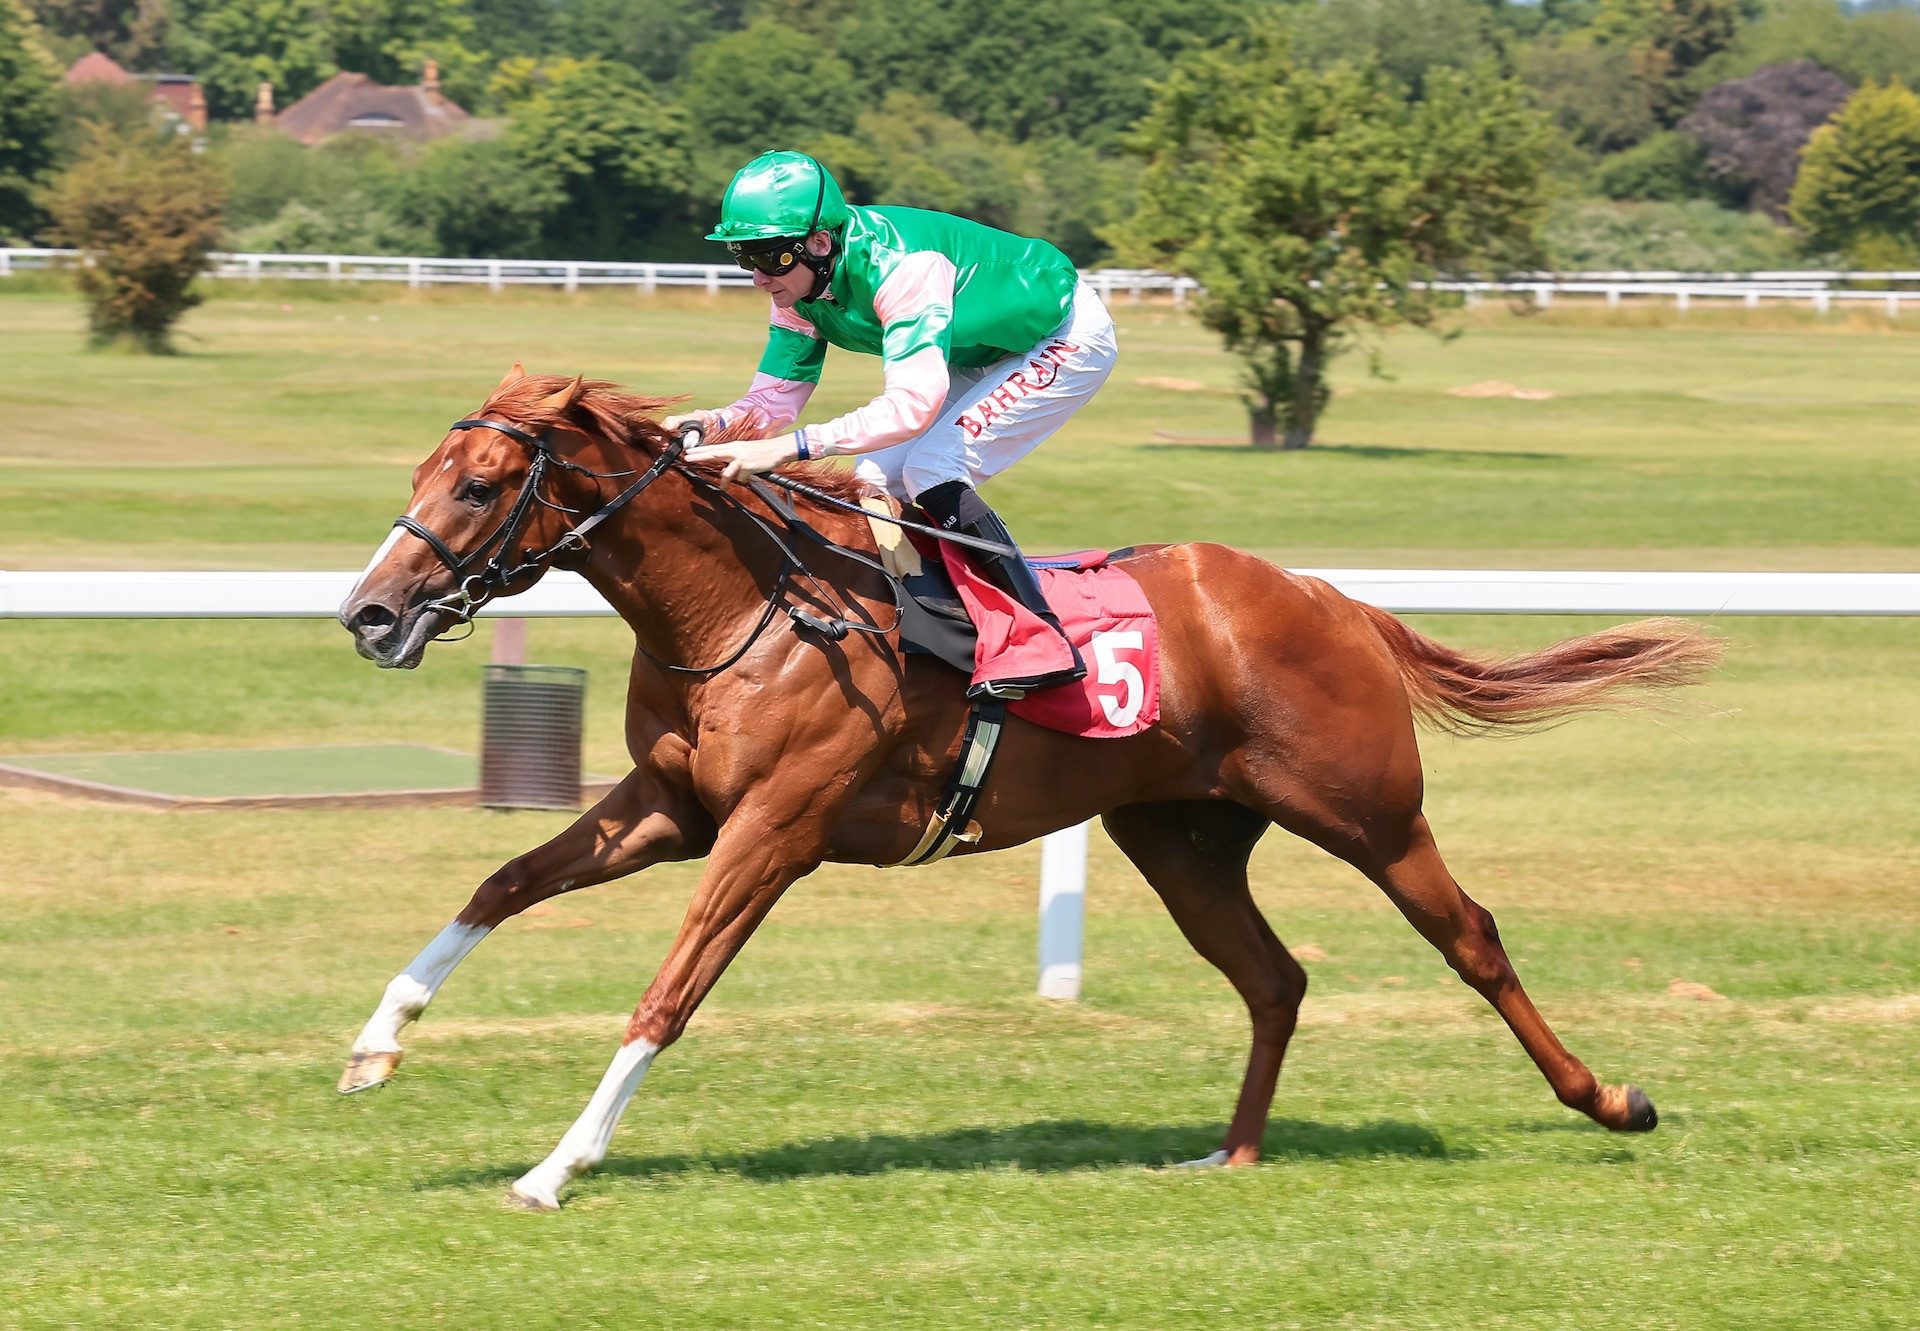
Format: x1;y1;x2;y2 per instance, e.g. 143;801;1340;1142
684;433;797;485
662;411;717;435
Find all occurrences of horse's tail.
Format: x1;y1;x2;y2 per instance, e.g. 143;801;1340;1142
1356;603;1723;735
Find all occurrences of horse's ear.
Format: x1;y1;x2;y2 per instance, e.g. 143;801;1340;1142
497;361;527;390
535;373;586;416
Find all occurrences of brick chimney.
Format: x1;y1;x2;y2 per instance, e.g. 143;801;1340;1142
423;58;440;95
254;81;274;124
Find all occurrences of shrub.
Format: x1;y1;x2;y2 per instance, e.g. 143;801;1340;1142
1790;80;1920;268
1592;130;1721;203
42;123;228;352
1680;61;1852;219
1544;198;1803;271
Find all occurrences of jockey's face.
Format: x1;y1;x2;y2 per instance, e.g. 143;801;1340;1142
751;230;832;308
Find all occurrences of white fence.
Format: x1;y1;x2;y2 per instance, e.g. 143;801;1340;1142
7;568;1920;619
0;247;1201;303
8;566;1917;1001
14;246;1920;311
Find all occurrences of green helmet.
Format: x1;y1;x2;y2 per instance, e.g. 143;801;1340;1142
706;151;849;243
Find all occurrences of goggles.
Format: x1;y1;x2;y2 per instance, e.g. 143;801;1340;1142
728;239;807;277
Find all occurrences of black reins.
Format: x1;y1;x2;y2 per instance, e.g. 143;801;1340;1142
388;417;1008;677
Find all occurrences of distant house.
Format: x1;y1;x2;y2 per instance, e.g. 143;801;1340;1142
64;51;207;132
265;61;474;147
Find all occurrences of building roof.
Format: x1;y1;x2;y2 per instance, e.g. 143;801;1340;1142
65;52;133;86
273;72;471;147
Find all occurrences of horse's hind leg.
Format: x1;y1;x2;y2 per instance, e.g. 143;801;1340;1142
1101;800;1305;1167
338;767;711;1093
1363;814;1656;1133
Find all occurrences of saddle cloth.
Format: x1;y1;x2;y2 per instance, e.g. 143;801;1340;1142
913;535;1162;739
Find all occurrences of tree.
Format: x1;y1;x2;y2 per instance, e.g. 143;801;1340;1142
1115;27;1551;449
547;0;752;85
323;0;487;108
1704;0;1920;91
681;19;861;153
1790;80;1920;268
1292;0;1503;94
829;0;1164;151
26;0;168;68
43;121;227;352
1;0;60;240
166;0;335;122
391;133;563;257
1517;39;1660;154
811;92;1029;231
1679;61;1851;218
1592;0;1753;124
502;59;695;259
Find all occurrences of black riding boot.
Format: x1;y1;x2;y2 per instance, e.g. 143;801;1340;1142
917;480;1087;696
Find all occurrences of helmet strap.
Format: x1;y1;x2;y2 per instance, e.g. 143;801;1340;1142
798;233;837;302
797;157;835;301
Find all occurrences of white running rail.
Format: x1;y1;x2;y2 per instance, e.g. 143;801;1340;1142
5;568;1918;619
13;247;1920;310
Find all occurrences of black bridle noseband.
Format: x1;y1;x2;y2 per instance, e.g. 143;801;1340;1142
393;415;684;638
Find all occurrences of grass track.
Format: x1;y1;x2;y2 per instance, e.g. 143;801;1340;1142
3;286;1918;570
2;284;1917;1328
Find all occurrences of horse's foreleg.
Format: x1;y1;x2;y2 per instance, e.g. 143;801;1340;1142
338;768;709;1094
1368;815;1657;1133
506;818;818;1210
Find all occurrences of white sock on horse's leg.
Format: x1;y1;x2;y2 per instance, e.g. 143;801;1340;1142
1175;1149;1231;1169
350;921;491;1054
509;1038;659;1210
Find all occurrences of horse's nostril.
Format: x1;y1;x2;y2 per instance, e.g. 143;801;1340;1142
349;603;398;639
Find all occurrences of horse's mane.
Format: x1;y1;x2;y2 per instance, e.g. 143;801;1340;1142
478;372;882;507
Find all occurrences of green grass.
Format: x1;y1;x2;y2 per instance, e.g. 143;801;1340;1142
0;744;480;798
3;284;1918;571
2;283;1917;1328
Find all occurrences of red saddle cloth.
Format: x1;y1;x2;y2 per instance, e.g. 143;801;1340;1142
929;542;1161;739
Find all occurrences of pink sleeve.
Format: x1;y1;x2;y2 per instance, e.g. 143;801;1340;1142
711;372;815;434
872;252;956;328
804;348;950;456
702;299;818;432
805;253;955;457
768;301;818;336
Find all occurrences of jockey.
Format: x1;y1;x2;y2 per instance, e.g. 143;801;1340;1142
676;150;1119;695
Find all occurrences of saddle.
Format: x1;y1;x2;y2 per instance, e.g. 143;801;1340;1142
861;499;1131;674
845;497;1160;866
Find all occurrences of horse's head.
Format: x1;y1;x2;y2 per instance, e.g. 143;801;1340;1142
339;365;660;669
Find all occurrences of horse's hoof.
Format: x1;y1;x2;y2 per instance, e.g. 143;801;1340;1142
337;1049;402;1095
1621;1084;1658;1133
504;1186;560;1212
1173;1149;1231;1169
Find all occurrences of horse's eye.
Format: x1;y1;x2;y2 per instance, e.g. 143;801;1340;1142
461;479;495;506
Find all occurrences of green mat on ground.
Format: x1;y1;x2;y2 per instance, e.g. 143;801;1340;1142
0;744;477;798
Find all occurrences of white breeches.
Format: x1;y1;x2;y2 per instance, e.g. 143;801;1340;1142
853;280;1119;502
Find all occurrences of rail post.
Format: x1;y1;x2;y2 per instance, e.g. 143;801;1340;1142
1038;823;1088;1001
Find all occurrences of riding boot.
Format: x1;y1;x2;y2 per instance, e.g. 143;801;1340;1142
916;480;1087;698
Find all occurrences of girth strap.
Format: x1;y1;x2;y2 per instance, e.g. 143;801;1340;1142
890;698;1007;868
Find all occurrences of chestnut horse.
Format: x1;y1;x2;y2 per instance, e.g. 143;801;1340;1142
338;368;1720;1210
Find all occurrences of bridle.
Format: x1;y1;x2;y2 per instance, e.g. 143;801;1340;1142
387;415;1009;677
393;415;685;638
